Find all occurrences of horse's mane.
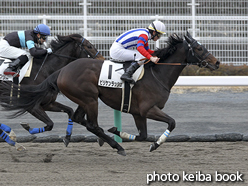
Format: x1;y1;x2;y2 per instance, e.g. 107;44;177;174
153;33;183;61
50;34;83;51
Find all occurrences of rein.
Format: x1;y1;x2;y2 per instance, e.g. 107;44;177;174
52;53;77;60
143;59;200;66
33;37;100;80
150;67;170;93
34;53;49;80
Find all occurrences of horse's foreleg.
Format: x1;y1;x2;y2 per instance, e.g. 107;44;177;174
1;123;16;141
0;123;16;141
146;106;175;152
45;101;75;147
0;129;15;146
0;128;26;151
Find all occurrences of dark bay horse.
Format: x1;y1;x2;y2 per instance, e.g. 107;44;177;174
0;32;220;155
0;34;104;146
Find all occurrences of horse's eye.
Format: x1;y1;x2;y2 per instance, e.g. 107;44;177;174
87;45;92;49
197;47;203;51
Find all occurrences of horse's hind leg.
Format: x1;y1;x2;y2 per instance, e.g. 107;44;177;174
72;106;105;147
71;106;87;126
108;114;148;141
21;106;54;134
84;101;126;156
45;101;75;147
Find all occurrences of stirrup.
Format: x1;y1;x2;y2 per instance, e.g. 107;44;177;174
4;71;20;77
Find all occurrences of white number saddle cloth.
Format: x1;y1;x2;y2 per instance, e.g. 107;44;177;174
98;60;144;88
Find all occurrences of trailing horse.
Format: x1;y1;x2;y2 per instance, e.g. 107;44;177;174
0;34;104;146
0;32;220;155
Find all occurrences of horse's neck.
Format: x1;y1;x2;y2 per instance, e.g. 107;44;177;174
153;65;185;90
154;47;186;90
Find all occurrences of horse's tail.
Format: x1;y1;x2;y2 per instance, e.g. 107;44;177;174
0;71;60;118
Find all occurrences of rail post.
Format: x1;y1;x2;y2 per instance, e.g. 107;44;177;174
114;110;122;143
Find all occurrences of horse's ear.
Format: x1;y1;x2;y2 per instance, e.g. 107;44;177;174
186;31;193;39
184;35;192;44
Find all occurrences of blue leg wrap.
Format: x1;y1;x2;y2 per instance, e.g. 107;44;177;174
66;119;73;136
0;129;15;146
29;127;45;134
0;123;11;133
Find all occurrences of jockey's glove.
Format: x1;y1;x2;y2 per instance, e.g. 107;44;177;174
150;56;160;63
47;48;53;54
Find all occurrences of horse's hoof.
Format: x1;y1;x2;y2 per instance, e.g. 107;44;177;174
9;130;17;142
108;127;117;133
117;149;126;156
20;122;30;132
149;142;159;152
97;138;104;147
63;137;70;147
15;143;26;151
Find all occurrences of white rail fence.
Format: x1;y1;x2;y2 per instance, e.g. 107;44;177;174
175;76;248;86
0;0;247;65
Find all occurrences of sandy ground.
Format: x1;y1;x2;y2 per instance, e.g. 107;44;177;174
0;141;247;186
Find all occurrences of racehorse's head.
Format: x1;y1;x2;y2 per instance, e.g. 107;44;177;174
184;31;220;70
51;34;104;60
71;35;105;60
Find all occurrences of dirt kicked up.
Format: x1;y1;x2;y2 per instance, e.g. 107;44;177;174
0;141;247;186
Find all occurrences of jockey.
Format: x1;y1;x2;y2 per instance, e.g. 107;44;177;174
110;20;166;84
0;24;53;77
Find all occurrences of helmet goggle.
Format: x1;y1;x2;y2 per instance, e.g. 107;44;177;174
151;22;162;38
156;32;162;38
40;35;48;40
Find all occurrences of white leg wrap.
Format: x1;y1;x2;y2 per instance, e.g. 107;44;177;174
120;132;136;140
156;129;170;145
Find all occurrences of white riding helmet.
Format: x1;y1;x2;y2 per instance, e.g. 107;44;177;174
148;21;166;35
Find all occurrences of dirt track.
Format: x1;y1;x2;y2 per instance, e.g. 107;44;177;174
1;141;247;186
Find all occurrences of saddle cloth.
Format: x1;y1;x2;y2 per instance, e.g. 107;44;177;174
0;57;33;83
98;60;144;88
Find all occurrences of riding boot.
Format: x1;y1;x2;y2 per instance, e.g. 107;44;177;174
4;55;29;77
121;62;140;84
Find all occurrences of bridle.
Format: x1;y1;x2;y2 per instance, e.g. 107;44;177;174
77;38;100;59
185;40;211;68
52;37;100;60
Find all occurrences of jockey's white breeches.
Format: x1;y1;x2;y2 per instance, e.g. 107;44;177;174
110;42;145;63
0;39;30;59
